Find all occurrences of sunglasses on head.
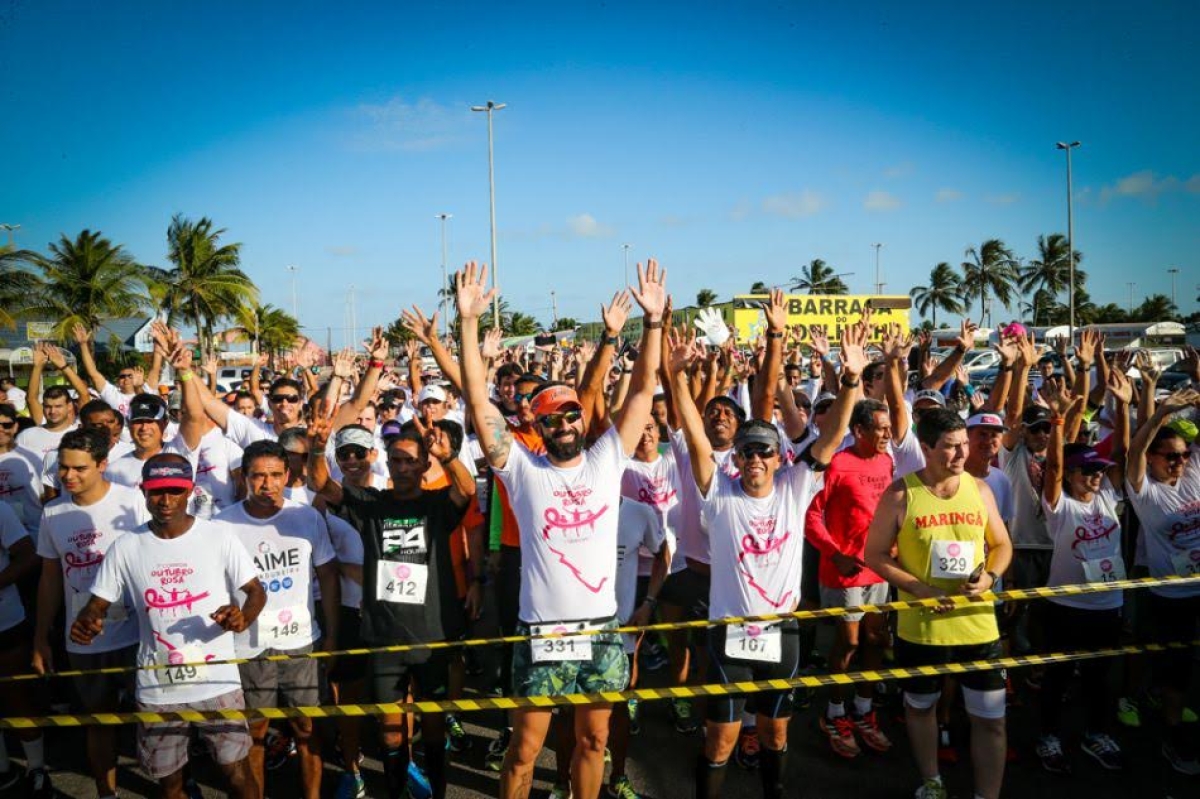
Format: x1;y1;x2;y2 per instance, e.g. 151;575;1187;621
336;445;369;461
537;409;582;429
1152;451;1187;465
270;393;302;404
1026;422;1052;434
738;443;778;460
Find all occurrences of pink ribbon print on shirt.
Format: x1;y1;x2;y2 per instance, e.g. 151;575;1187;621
152;631;215;664
541;484;610;593
737;517;795;608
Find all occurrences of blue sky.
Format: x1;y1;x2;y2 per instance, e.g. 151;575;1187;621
3;1;1197;345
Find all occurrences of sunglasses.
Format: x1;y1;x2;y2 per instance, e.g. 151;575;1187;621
1152;451;1187;465
270;394;302;404
1026;423;1052;434
1075;464;1107;476
738;444;778;461
514;391;536;403
118;373;136;379
0;420;16;430
537;409;583;429
336;445;369;461
796;401;812;411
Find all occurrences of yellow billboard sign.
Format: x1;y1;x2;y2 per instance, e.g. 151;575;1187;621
732;295;911;344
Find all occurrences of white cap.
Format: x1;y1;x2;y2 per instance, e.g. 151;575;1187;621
417;384;447;404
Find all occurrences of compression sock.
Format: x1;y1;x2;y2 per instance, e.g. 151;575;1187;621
695;756;728;799
759;746;788;799
854;695;873;716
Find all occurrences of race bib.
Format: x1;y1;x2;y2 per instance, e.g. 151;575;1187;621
262;605;312;648
1081;555;1127;584
375;561;428;604
156;645;210;691
1170;548;1200;578
724;623;782;663
530;621;598;663
930;540;976;580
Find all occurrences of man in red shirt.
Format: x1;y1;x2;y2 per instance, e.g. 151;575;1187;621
805;398;894;758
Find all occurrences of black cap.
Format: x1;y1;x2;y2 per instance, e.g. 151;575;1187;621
1022;405;1051;426
128;393;167;422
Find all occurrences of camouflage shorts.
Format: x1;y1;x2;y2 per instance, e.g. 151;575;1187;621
512;617;629;698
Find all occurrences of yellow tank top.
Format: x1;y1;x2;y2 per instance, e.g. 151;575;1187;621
896;472;999;646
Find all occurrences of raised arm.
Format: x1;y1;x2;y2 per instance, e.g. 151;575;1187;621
923;318;978;391
26;345;46;424
1105;368;1134;488
1069;328;1099;441
72;323;109;392
1126;388;1199;493
305;405;344;506
983;334;1020;413
428;424;475;509
403;307;462;390
1134;350;1160;431
170;345;208;451
881;324;913;442
1002;332;1035;451
752;288;787;422
665;328;714;493
1054;335;1077;388
456;262;513;470
1040;381;1081;508
614;259;667;456
808;317;867;465
43;344;89;404
578;293;629;431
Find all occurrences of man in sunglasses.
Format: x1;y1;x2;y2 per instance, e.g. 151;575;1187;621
104;394;170;489
200;376;307;448
457;258;665;799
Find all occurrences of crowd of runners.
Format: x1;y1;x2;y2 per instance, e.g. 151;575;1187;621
0;260;1198;799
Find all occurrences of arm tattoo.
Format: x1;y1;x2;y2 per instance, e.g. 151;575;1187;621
485;415;513;463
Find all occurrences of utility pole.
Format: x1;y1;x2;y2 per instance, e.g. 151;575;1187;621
1127;282;1136;316
551;290;558;328
437;213;452;337
471;100;507;326
1056;141;1081;339
872;243;884;295
1167;267;1180;313
622;243;631;287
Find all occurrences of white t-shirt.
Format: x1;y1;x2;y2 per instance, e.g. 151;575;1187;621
36;483;147;653
17;422;78;460
1044;479;1124;610
216;500;336;655
5;386;27;412
1126;448;1200;599
41;440;135;492
982;467;1015;528
223;410;277;447
326;513;364;610
1000;443;1052;550
622;453;685;577
98;384;138;420
0;502;30;633
493;425;627;623
105;450;154;489
168;428;243;519
890;431;926;479
0;447;43;533
701;462;819;620
670;429;737;565
615;500;665;653
89;518;258;705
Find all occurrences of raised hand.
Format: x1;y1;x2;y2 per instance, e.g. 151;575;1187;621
331;348;356;379
995;334;1020;367
1159;388;1200;414
426;425;454;464
601;290;633;336
1107;368;1134;404
1183;345;1200;383
576;338;595;365
1015;332;1036;368
71;322;91;345
400;306;438;345
455;261;497;321
809;326;830;358
44;344;68;370
764;288;787;333
480;327;504;361
955;318;979;351
665;327;701;375
170;344;194;372
1041;380;1080;417
629;258;667;320
307;402;334;450
366;326;389;361
1078;328;1099;368
404;339;421;364
200;355;217;377
1134;350;1160;383
31;343;47;367
840;321;868;377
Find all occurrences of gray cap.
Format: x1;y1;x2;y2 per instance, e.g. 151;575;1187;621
733;419;781;452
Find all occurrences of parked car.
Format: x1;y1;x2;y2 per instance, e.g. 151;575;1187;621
962;349;1001;372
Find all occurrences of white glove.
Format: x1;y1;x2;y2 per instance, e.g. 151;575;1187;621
694;307;730;347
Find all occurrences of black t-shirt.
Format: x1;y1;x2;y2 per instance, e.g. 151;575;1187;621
337;483;466;662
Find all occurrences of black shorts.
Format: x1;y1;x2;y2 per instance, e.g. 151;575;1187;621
800;539;820;606
658;566;710;622
368;649;449;703
1148;592;1200;692
0;620;30;652
704;620;801;723
894;637;1005;695
327;607;366;684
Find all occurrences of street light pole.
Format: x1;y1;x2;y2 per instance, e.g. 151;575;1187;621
1127;282;1136;316
622;243;631;287
286;265;299;321
0;223;19;247
550;290;558;328
437;214;452;337
1167;267;1180;313
471;100;507;326
872;243;884;295
1056;141;1081;339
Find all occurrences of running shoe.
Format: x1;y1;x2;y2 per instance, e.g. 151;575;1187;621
1146;690;1198;723
670;699;699;734
1116;696;1141;728
25;768;52;799
1162;740;1200;776
264;727;296;771
549;783;572;798
1035;734;1071;774
627;698;641;736
1080;733;1123;770
607;775;640;798
445;714;472;752
913;778;947;799
734;728;761;770
851;710;893;752
485;727;512;772
336;770;367;799
184;775;204;799
408;761;433;799
937;724;958;765
819;715;861;759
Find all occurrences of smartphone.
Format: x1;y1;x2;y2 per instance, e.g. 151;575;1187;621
968;562;986;583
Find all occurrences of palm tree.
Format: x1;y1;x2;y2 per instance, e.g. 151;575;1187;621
1018;234;1085;325
696;288;718;307
232;303;300;367
909;263;965;328
749;281;769;294
789;259;848;295
960;239;1018;326
148;214;258;360
0;245;43;329
23;230;151;337
1133;294;1178;322
1092;303;1128;324
552;317;579;332
507;312;539;337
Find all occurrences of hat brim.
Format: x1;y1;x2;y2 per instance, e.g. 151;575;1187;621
142;477;193;491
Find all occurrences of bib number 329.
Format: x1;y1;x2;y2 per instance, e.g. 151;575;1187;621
376;561;428;604
930;540;976;580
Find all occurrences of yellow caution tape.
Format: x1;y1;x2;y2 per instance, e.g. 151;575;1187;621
4;573;1196;685
1;638;1195;728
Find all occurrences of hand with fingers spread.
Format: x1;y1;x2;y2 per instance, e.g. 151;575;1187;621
44;344;68;370
307;401;335;451
1077;328;1100;369
170;344;194;373
401;307;439;346
365;326;389;362
1159;388;1200;414
763;287;787;334
665;328;702;376
630;258;667;320
331;348;356;380
1106;368;1134;405
1134;350;1160;383
1041;380;1080;418
1183;345;1200;383
455;261;497;322
404;338;421;365
426;425;455;465
31;342;47;368
955;318;979;351
995;334;1020;367
840;322;868;378
71;322;91;345
601;290;633;337
694;306;729;346
1015;333;1036;368
480;327;504;361
809;325;830;358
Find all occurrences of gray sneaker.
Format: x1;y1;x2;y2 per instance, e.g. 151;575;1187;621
1162;740;1200;775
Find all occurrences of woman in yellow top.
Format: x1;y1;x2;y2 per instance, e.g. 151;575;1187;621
867;408;1013;799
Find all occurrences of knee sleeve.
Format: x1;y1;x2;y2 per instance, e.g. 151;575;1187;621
962;687;1006;720
903;691;941;711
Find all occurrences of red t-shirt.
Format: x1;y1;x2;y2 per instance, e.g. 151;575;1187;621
804;447;893;588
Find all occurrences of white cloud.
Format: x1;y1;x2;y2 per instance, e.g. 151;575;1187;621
935;188;964;203
1098;170;1200;203
761;190;827;218
565;213;614;239
344;96;470;151
883;161;915;179
864;190;902;212
984;193;1020;205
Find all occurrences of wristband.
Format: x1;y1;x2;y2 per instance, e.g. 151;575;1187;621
765;331;784;339
986;570;1001;587
310;366;321;375
603;335;619;346
644;319;664;330
1049;417;1065;426
178;371;193;382
840;374;860;388
644;596;659;609
998;364;1013;372
368;359;385;369
954;344;968;354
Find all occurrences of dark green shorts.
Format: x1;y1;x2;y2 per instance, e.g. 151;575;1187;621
513;617;629;698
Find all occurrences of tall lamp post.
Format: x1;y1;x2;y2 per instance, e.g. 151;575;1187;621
286;265;299;321
471;100;506;326
437;213;452;337
1056;141;1081;338
0;223;19;246
622;243;631;287
1167;267;1180;314
872;243;884;295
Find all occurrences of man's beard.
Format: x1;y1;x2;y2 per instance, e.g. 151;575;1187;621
544;431;584;461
